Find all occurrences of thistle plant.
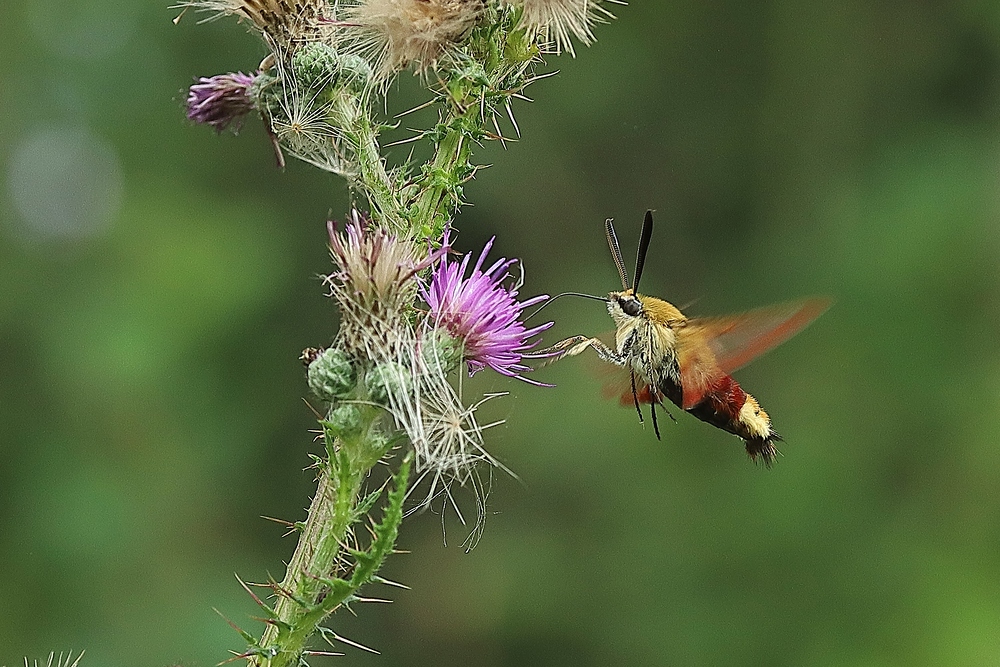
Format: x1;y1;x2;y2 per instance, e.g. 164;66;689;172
7;652;86;667
176;0;616;664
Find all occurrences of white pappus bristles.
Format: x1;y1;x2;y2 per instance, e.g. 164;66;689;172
20;652;86;667
342;0;483;80
513;0;617;55
266;49;361;176
368;323;504;546
376;326;506;490
176;0;335;46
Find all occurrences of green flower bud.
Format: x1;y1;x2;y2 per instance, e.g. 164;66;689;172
291;42;341;91
289;43;372;97
325;404;364;440
421;329;463;375
249;70;280;112
365;361;412;405
363;426;394;458
335;54;373;95
307;347;356;400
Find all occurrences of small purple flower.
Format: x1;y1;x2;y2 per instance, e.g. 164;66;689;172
186;72;256;133
423;237;553;384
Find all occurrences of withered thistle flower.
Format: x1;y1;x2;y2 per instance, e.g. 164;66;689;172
326;211;448;358
186;72;257;133
178;0;333;46
408;380;505;536
514;0;617;55
343;0;482;79
422;236;553;383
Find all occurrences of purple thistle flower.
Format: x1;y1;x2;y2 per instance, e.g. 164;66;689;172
186;72;257;133
423;237;553;384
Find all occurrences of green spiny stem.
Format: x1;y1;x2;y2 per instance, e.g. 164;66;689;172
250;428;406;667
331;92;409;234
250;462;360;667
409;106;481;238
353;111;408;233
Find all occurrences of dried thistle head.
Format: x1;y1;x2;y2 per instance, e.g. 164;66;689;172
343;0;483;80
325;211;448;358
513;0;617;55
416;381;506;486
380;325;506;535
409;378;506;544
178;0;334;46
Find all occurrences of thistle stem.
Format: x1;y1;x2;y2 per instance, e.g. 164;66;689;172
251;465;359;667
353;112;407;233
250;428;408;667
410;105;479;238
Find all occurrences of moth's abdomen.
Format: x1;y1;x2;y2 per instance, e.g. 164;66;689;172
661;374;781;466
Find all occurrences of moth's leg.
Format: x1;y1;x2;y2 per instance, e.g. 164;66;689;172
532;336;627;366
629;371;644;424
584;338;627;366
650;387;677;425
649;397;661;439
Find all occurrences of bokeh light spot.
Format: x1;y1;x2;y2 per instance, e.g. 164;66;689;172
6;125;123;241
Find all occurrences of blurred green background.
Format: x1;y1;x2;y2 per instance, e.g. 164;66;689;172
4;1;1000;665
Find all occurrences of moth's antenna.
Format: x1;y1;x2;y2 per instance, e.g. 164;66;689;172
633;210;654;293
605;219;629;290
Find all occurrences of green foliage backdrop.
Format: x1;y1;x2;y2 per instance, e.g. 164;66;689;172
3;2;1000;665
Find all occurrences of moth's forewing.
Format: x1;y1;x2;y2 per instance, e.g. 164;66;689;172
676;298;831;408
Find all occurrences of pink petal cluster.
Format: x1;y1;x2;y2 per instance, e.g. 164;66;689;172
186;72;256;133
423;237;552;383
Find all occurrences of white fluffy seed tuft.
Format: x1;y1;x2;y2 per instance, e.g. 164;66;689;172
514;0;617;55
343;0;482;80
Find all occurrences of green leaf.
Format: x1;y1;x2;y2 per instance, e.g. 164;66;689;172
349;455;410;588
353;486;385;522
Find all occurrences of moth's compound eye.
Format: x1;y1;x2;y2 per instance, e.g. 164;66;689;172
621;297;642;317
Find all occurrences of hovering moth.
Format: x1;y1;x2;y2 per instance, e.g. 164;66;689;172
543;211;829;465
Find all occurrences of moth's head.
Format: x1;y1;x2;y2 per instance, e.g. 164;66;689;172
608;289;644;319
604;211;656;324
608;289;685;328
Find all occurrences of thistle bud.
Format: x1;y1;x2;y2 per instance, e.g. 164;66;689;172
289;43;374;96
186;72;257;133
335;54;375;95
420;328;463;375
325;403;364;439
307;346;356;400
364;361;413;405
